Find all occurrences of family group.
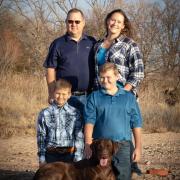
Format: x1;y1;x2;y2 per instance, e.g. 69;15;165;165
36;8;144;180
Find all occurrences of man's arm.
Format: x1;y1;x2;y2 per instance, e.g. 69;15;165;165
46;68;56;104
132;127;142;162
84;123;94;159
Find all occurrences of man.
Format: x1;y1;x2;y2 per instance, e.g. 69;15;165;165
44;8;96;106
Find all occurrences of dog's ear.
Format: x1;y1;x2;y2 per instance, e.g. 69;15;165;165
112;141;120;154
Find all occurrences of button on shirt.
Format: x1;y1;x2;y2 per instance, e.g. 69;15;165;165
37;102;84;163
84;85;142;141
44;33;96;92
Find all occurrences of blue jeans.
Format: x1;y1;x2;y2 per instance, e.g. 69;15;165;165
45;152;74;163
112;141;131;180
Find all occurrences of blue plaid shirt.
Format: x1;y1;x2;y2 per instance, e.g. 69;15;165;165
37;102;84;163
94;35;144;94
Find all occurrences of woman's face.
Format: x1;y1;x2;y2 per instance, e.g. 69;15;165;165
107;12;125;36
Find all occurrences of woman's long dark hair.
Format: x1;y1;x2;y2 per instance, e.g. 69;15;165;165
105;9;133;38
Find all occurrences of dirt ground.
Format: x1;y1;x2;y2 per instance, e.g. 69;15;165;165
0;132;179;180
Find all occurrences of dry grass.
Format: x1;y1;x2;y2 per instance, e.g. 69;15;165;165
0;73;48;138
139;77;180;133
0;73;179;138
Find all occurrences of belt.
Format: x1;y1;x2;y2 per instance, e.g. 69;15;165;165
46;147;76;154
72;91;87;96
115;140;131;145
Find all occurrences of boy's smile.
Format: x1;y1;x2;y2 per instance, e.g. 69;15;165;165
54;88;71;107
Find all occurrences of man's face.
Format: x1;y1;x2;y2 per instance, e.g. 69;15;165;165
66;12;85;38
54;88;71;107
100;69;118;91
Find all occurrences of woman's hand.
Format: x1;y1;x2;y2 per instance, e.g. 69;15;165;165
124;83;133;91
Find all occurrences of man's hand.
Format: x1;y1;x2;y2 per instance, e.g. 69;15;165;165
84;143;92;159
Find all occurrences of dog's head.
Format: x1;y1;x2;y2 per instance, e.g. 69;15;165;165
90;139;119;167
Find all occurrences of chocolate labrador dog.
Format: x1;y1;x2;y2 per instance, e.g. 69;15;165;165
33;139;119;180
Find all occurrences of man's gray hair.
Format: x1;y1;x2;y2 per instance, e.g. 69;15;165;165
66;8;85;21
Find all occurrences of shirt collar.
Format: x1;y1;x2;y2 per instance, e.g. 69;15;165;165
116;34;126;42
100;34;125;43
65;33;87;41
100;83;126;96
52;101;70;111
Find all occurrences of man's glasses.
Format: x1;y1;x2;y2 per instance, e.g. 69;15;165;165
67;20;81;24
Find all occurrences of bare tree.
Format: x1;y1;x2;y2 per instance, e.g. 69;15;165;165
126;0;179;78
127;1;162;76
156;0;180;75
0;0;3;7
0;28;22;76
85;0;125;38
5;0;66;72
1;0;179;78
56;0;78;14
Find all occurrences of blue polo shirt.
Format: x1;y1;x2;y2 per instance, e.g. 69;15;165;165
84;85;142;141
44;33;96;92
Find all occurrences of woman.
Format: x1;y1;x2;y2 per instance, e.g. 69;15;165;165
94;9;144;96
93;9;144;177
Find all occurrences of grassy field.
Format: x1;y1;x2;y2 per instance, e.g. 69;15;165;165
0;73;47;137
0;73;179;138
139;77;180;133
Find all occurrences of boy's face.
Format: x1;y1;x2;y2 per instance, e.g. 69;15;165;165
100;69;118;91
54;88;71;107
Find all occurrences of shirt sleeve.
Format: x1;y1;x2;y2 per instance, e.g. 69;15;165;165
129;95;143;128
43;40;59;68
36;111;47;163
73;112;84;162
83;92;97;125
127;42;144;88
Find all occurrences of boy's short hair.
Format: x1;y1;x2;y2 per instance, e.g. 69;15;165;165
99;62;119;76
55;79;72;91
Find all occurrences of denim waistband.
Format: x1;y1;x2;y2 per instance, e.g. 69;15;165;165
114;140;131;145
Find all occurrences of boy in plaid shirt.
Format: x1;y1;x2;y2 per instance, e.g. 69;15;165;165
36;79;84;167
